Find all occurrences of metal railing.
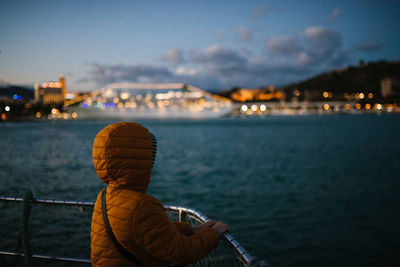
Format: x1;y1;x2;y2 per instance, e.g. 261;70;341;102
0;195;252;266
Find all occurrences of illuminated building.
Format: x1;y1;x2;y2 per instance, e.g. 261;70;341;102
231;88;284;102
34;74;67;105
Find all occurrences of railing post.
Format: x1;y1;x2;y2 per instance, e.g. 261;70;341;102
20;191;33;267
178;210;187;222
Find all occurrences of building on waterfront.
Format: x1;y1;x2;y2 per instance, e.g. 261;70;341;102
230;87;284;102
381;78;393;98
34;74;67;105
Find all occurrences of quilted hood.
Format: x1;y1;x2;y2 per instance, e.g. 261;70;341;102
92;122;155;193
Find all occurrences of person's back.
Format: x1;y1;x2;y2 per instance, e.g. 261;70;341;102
91;122;227;266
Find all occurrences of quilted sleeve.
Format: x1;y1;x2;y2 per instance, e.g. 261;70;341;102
131;198;220;265
171;221;193;236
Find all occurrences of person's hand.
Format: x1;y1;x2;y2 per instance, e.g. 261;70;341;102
212;222;230;236
192;220;217;233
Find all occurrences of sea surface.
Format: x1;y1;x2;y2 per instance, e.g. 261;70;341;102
0;115;400;266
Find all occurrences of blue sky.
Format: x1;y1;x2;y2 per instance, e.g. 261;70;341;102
0;0;399;91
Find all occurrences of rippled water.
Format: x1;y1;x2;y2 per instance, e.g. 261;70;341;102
1;115;400;266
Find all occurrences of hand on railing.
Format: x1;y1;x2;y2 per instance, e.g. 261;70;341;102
212;221;230;237
192;220;217;233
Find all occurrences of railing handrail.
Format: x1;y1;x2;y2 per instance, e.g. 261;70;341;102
0;195;252;265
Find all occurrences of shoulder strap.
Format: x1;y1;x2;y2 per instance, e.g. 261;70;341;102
101;189;144;266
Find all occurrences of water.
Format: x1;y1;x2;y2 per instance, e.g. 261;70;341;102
1;115;399;266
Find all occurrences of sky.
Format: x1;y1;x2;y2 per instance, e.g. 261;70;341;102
0;0;399;92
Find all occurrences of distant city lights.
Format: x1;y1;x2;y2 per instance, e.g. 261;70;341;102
241;105;248;112
260;104;266;111
5;106;10;112
120;92;130;100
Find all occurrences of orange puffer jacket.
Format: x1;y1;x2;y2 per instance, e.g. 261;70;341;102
91;122;220;266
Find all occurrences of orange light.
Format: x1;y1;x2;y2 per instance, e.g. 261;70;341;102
356;103;361;110
368;92;373;99
1;113;6;120
323;104;330;110
345;104;351;110
365;104;371;110
323;91;329;98
36;112;41;118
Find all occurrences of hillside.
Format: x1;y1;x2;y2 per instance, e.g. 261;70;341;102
282;60;400;101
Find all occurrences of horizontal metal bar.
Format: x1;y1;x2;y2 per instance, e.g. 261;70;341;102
0;196;95;207
0;251;91;263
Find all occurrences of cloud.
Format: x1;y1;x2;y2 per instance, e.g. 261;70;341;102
89;63;173;85
264;25;348;74
158;49;185;64
236;26;252;42
356;38;385;52
191;45;247;66
266;36;302;57
327;9;340;22
301;26;342;65
87;26;351;90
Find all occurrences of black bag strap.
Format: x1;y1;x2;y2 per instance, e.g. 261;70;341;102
101;189;144;266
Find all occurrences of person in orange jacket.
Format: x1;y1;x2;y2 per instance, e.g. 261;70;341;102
91;122;229;266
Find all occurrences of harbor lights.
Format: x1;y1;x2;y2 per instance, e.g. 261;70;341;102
241;105;248;112
260;104;266;112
